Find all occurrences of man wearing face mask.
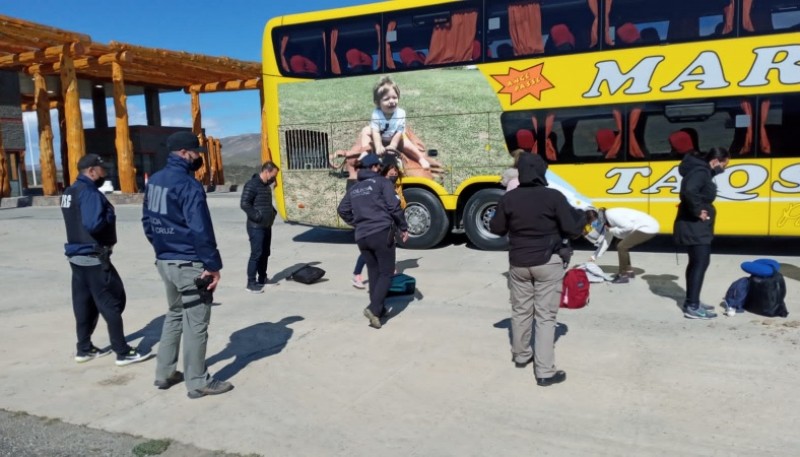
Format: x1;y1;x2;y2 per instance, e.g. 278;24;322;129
61;154;153;367
674;146;731;319
240;161;280;293
143;131;232;399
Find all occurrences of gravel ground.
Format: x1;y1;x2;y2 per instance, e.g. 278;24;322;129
0;409;258;457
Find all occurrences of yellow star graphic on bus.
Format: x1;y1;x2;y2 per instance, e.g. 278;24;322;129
491;64;554;104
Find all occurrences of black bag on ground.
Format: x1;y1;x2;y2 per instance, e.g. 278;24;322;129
387;273;415;296
744;272;788;318
290;265;325;284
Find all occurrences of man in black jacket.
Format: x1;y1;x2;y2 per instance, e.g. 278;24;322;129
490;153;584;386
240;161;280;293
338;154;408;329
62;154;152;366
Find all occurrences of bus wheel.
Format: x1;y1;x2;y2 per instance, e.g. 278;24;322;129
403;188;448;249
464;188;508;251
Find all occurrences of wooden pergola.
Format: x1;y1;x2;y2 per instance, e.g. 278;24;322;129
0;14;271;196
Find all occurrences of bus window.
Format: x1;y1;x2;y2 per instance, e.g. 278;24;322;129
608;0;730;47
547;107;621;163
761;95;800;157
328;17;382;76
275;26;326;78
638;99;744;161
486;0;593;60
743;0;800;34
385;4;480;69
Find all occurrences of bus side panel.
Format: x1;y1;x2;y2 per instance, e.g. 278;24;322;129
770;158;800;236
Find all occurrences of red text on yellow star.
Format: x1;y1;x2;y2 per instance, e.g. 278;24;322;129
491;63;554;104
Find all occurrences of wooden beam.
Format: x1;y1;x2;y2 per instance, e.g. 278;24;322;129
0;14;92;45
60;52;85;184
215;138;224;185
112;61;136;193
21;99;62;111
185;78;261;93
33;71;58;196
25;52;129;74
109;40;260;73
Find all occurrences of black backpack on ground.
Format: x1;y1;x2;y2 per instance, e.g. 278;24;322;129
744;272;788;318
290;264;326;284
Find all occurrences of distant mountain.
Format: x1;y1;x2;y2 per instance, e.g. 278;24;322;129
220;133;262;184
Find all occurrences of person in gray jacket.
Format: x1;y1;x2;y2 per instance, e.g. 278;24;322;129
240;161;280;293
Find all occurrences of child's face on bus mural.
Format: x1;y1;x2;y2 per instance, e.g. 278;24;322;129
378;87;399;115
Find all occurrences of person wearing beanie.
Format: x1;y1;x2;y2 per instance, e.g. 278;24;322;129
490;153;585;386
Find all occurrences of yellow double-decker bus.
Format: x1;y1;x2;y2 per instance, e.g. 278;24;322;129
262;0;800;249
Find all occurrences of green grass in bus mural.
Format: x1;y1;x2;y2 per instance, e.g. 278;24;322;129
278;68;512;189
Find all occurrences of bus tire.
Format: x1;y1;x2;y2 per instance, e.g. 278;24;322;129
464;188;508;251
403;188;448;249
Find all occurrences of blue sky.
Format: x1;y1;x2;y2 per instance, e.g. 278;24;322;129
4;0;368;168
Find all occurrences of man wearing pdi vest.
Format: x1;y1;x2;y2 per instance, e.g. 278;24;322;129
61;153;153;367
142;131;232;399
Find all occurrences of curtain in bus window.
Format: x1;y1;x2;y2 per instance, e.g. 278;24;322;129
330;29;341;75
586;0;613;47
385;21;397;70
508;2;543;56
741;100;754;154
604;110;623;159
760;99;772;154
742;0;754;32
322;31;328;73
426;10;479;64
281;36;290;72
375;24;382;70
723;0;735;34
545;113;557;161
628;108;645;158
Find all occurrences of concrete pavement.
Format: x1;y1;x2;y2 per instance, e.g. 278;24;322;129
0;193;799;456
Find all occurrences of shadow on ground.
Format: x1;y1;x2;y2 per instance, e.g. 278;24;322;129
207;316;304;381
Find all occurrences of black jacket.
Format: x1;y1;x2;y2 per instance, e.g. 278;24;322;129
674;154;716;246
62;175;117;256
337;169;407;241
490;154;585;267
240;174;275;228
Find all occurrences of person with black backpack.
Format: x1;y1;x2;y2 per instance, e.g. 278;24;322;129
673;147;731;320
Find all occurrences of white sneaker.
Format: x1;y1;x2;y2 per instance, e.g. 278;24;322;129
115;348;155;367
75;345;112;363
351;275;365;289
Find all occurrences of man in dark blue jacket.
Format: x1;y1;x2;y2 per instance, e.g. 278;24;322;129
338;154;408;329
143;131;232;399
61;154;152;366
240;161;280;293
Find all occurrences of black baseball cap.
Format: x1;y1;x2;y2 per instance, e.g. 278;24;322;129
166;131;207;153
359;153;381;168
77;153;111;170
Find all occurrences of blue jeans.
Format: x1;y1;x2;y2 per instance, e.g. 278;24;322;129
353;254;366;275
246;225;272;285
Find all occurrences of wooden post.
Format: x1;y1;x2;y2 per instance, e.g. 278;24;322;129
59;52;85;184
207;135;217;185
0;126;10;198
190;90;208;184
112;62;136;193
33;71;58;196
260;87;271;163
57;103;69;186
215;137;224;185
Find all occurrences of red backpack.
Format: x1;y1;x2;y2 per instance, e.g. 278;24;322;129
560;268;590;309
